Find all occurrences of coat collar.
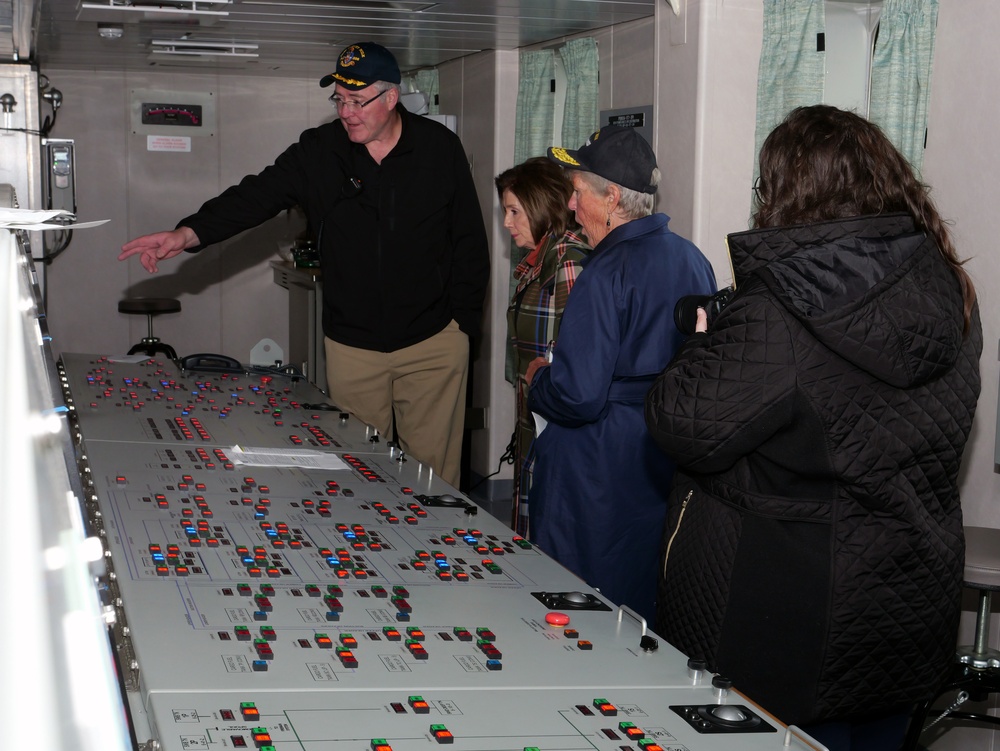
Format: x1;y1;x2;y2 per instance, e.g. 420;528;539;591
583;213;670;267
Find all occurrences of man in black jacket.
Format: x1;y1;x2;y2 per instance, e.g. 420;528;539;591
119;42;490;488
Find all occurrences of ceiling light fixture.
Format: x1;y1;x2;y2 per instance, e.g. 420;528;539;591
98;24;124;39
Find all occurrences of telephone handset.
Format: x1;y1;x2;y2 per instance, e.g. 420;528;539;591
178;353;243;373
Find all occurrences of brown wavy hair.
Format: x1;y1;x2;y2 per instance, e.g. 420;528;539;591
495;157;576;242
753;105;975;331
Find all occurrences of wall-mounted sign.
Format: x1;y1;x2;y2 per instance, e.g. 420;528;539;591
608;112;645;129
601;105;654;146
147;135;192;153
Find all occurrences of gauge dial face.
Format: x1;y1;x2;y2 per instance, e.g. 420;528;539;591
141;103;203;127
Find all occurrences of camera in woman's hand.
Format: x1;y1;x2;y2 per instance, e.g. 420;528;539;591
674;287;734;335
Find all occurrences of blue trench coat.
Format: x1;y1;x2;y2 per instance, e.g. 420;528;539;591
527;213;716;624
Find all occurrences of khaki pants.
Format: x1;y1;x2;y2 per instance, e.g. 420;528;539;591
324;320;468;487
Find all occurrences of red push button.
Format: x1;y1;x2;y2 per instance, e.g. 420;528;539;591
239;702;259;721
594;699;617;716
546;612;570;626
430;724;453;744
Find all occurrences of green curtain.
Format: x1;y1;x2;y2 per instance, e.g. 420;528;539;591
506;50;557;383
753;0;826;179
559;37;599;149
514;49;556;165
413;69;440;115
869;0;938;176
400;70;439;115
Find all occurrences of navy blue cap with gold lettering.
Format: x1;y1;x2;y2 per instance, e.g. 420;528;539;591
548;125;658;195
320;42;402;90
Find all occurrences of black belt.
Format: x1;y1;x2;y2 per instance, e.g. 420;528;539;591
607;378;657;403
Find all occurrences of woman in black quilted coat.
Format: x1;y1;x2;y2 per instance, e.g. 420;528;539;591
645;105;982;751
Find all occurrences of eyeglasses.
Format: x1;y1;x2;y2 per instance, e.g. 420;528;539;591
329;89;388;113
752;175;764;201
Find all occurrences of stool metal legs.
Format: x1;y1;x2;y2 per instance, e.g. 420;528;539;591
901;587;1000;750
127;313;178;360
961;590;1000;669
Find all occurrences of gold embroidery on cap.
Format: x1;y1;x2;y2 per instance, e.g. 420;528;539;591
332;72;367;86
550;148;581;167
339;45;366;67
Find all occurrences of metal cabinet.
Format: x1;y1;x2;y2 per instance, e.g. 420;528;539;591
270;260;325;391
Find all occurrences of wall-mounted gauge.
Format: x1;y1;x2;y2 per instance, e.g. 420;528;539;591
140;103;203;127
130;89;216;137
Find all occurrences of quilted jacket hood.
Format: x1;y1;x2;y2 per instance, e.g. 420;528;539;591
727;214;964;388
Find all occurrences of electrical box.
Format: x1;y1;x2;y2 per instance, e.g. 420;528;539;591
41;138;76;215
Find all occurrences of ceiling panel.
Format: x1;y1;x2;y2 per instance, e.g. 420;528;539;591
32;0;656;79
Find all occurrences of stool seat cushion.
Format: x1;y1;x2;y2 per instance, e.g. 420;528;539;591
964;526;1000;590
119;298;181;315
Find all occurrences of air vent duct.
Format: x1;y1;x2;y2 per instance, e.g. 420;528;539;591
77;0;230;24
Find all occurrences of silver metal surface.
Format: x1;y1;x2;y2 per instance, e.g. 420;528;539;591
32;0;655;79
0;63;39;210
0;196;132;751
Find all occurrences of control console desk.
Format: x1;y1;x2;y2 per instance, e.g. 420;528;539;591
59;352;823;751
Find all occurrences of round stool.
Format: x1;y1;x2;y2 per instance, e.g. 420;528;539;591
118;297;181;360
959;526;1000;668
900;525;1000;750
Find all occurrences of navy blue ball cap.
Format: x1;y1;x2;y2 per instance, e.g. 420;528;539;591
548;125;658;194
320;42;402;90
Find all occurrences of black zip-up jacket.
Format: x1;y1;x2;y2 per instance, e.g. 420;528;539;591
179;106;490;351
645;214;982;725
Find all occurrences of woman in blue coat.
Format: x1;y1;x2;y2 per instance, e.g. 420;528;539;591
525;126;716;624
